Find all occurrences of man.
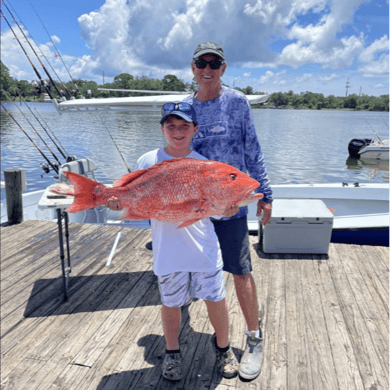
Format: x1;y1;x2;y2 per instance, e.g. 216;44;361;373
184;41;273;380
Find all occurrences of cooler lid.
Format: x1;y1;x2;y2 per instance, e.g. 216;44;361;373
270;199;334;224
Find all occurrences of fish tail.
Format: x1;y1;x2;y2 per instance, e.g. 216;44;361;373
63;171;107;213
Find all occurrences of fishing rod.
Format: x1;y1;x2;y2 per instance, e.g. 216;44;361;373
0;9;54;100
98;112;131;173
28;0;82;97
6;1;73;100
2;0;65;100
13;89;68;161
5;90;62;166
363;117;383;143
1;103;59;174
34;108;75;161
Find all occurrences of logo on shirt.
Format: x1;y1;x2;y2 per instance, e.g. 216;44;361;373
195;121;228;139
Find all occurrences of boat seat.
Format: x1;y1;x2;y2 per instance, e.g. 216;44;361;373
59;158;97;182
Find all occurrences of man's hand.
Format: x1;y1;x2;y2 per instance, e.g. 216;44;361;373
256;200;272;226
222;204;240;218
106;197;124;211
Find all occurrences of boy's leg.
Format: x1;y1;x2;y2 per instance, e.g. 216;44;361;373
204;298;229;348
161;305;181;351
157;272;191;381
192;270;238;378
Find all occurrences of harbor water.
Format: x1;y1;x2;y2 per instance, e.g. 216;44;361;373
1;102;388;201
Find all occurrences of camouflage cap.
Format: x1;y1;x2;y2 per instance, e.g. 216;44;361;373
193;41;225;62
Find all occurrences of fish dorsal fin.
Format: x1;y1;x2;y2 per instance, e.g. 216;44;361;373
113;169;149;187
113;158;193;187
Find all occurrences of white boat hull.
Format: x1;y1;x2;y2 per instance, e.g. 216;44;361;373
2;182;388;245
358;140;389;161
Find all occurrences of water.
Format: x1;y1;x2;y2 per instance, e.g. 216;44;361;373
1;102;388;201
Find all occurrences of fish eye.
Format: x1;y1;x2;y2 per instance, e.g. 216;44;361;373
230;173;237;180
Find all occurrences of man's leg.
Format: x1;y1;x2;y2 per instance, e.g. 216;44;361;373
233;273;259;332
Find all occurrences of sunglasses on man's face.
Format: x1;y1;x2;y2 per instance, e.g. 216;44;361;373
194;58;223;69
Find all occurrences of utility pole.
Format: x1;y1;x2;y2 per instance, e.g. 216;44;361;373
359;86;362;97
345;78;351;97
103;71;105;85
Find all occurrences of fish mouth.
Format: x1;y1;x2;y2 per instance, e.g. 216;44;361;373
243;182;260;199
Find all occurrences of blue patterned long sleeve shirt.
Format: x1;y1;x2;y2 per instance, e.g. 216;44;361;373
184;86;273;221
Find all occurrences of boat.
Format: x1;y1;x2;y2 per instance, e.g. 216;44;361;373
51;92;269;113
348;138;389;160
2;171;388;246
358;139;389;160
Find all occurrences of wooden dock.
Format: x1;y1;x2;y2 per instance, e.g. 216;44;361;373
1;220;388;390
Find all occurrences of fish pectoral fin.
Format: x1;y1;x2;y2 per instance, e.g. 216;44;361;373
177;219;203;229
117;209;146;221
169;199;207;211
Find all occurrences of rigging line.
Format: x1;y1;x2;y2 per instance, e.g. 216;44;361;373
0;103;59;173
14;89;68;160
363;116;382;143
6;0;72;99
0;10;54;100
2;0;65;99
33;108;71;158
98;112;131;172
28;0;81;96
7;90;63;163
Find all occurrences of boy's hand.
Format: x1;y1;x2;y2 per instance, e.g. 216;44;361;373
106;197;124;211
257;200;272;226
222;204;240;218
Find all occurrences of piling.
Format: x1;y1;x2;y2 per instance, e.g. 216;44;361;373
4;169;24;225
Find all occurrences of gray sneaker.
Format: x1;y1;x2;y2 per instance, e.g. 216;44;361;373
239;331;264;380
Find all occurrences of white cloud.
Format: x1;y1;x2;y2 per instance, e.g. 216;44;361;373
259;70;274;83
318;73;340;81
243;72;251;77
358;35;389;77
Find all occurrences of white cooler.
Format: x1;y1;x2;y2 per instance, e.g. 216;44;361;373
260;199;334;254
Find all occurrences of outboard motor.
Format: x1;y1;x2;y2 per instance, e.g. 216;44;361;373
348;139;372;158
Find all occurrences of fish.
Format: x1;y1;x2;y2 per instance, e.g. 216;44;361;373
49;158;263;229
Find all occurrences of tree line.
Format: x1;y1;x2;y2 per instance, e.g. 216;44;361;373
1;61;388;111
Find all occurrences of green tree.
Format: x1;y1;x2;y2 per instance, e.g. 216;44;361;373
344;94;358;109
162;74;186;91
269;92;289;107
0;61;17;99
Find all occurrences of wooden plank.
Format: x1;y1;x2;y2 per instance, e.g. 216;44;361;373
328;244;388;389
258;256;287;390
338;245;388;376
312;256;364;390
360;246;389;299
1;227;151;376
0;224;123;334
0;223;92;287
284;257;314;390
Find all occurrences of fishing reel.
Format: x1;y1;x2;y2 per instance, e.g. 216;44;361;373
40;161;61;176
66;155;77;162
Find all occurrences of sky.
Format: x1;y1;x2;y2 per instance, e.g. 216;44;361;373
1;0;389;97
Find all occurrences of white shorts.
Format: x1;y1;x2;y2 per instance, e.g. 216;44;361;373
157;269;226;308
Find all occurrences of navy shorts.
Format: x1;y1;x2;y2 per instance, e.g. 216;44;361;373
211;216;252;275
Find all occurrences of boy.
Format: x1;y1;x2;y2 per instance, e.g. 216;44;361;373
107;102;238;381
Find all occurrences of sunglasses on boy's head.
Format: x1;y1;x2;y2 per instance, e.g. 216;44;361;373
161;102;193;115
160;102;197;125
193;58;224;69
